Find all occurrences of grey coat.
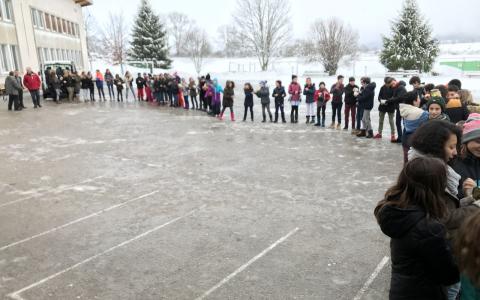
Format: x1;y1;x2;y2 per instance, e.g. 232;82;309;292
255;87;270;105
5;75;22;96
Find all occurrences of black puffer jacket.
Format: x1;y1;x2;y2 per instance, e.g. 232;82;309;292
344;83;358;105
378;84;395;113
377;204;459;300
357;82;376;110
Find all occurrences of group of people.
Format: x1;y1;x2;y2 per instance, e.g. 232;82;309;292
375;116;480;300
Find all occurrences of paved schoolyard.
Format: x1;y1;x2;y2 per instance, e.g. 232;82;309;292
0;97;401;300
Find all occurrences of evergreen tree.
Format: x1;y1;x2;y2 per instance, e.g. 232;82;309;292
129;0;171;69
380;0;439;72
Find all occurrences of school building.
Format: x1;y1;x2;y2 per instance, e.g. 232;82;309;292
0;0;91;80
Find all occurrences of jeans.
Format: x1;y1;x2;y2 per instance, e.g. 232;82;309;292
29;90;40;107
244;105;253;121
117;89;123;101
8;94;19;110
191;96;198;109
126;85;136;100
290;105;299;122
317;105;326;125
97;86;106;100
275;103;285;121
262;103;272;121
362;109;372;132
378;111;396;135
331;102;343;124
107;82;115;99
67;87;75;102
184;95;189;109
356;107;364;130
396;108;403;140
344;104;356;129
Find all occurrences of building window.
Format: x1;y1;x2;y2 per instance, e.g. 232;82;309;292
10;45;20;70
31;8;37;27
45;13;51;30
38;11;44;28
75;24;80;37
56;49;61;60
3;0;13;22
51;48;56;60
51;15;57;31
43;48;50;61
56;17;62;33
0;45;8;74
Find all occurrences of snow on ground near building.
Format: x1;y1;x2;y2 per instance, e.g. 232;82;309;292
91;42;480;99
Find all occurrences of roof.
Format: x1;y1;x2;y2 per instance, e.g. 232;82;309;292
74;0;92;7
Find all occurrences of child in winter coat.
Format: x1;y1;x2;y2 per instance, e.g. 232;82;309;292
314;82;331;127
374;157;460;300
105;69;115;100
427;97;450;121
455;211;480;300
220;80;235;121
446;85;470;124
189;78;198;110
95;70;106;101
272;80;286;123
211;78;223;117
255;81;272;123
303;78;316;124
329;75;345;129
181;78;189;109
114;74;124;102
243;83;254;122
453;113;480;198
399;91;430;163
288;75;302;123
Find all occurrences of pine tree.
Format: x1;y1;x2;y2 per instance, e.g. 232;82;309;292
129;0;171;69
380;0;439;72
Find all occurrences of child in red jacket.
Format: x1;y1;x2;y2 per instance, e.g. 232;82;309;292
314;82;331;127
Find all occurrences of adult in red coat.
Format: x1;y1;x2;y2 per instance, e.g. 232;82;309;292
23;67;42;108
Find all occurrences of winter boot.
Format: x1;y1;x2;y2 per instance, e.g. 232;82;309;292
274;113;279;123
314;117;321;126
218;112;224;120
390;135;397;143
281;112;286;123
366;130;374;138
322;119;325;127
328;123;335;129
311;116;315;124
230;111;235;121
262;115;266;123
306;116;310;124
356;129;367;137
269;114;273;122
336;123;341;130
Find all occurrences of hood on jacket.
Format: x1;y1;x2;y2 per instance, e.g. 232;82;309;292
399;103;427;120
396;81;406;88
377;204;426;238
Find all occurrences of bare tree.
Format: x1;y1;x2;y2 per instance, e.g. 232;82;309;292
216;25;249;57
167;12;192;56
307;18;359;75
183;26;212;74
83;9;104;68
232;0;291;71
102;12;129;72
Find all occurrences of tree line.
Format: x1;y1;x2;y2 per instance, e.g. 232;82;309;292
84;0;439;75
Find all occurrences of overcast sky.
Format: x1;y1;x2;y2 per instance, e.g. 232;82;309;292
86;0;480;48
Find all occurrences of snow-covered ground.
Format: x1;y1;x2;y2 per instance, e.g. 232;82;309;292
91;42;480;100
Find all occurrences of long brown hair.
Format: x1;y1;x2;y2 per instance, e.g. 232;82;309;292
456;210;480;287
374;157;448;221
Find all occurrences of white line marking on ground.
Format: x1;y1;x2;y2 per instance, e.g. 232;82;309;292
195;227;300;300
6;205;206;300
352;256;390;300
0;175;106;208
0;190;159;252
